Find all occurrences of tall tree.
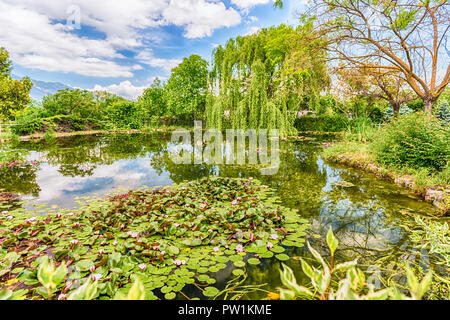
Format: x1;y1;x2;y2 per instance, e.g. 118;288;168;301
138;77;167;117
335;66;417;117
281;0;449;113
165;55;208;122
0;47;33;120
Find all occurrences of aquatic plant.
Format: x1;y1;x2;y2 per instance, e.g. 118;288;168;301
277;228;433;300
0;176;309;300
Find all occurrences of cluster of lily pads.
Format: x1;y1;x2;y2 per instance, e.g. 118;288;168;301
0;176;309;300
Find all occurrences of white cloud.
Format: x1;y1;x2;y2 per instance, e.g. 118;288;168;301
231;0;271;10
0;0;244;77
91;81;149;100
136;51;182;72
245;26;261;36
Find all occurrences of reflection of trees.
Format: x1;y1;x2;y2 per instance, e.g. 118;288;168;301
0;164;40;197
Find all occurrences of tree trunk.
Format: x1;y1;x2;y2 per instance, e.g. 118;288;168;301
423;98;436;114
392;103;400;118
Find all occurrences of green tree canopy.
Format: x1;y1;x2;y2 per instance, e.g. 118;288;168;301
165;55;208;122
0;47;33;120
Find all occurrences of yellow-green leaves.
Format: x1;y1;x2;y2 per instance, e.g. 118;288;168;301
405;265;433;300
125;278;146;300
68;278;98;300
326;227;338;257
37;256;67;298
278;263;314;299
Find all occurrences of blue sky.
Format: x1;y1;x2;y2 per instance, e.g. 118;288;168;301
1;0;307;99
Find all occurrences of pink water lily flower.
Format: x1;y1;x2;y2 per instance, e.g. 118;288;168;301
70;240;80;245
89;266;95;273
98;249;105;255
73;222;80;228
235;244;244;252
208;229;213;233
138;264;146;270
200;203;207;209
32;161;37;165
270;234;279;241
7;216;13;220
324;144;328;149
249;177;253;181
267;242;274;249
261;185;268;189
160;251;166;256
232;200;238;205
56;213;62;218
58;294;66;300
91;274;102;281
113;241;118;246
257;149;263;154
213;247;220;252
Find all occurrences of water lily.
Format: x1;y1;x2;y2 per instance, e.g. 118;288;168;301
120;224;125;230
174;223;180;227
1;210;8;215
98;249;105;255
208;229;213;233
213;247;220;252
197;215;204;218
138;263;146;270
58;294;66;300
32;161;37;165
270;234;279;241
232;200;238;205
7;216;13;220
91;274;102;281
127;231;139;238
324;144;328;149
56;213;62;218
89;266;95;273
70;240;80;245
200;203;207;209
164;215;169;219
257;149;263;154
235;244;244;252
95;230;100;235
73;222;80;228
113;241;118;246
25;217;36;224
267;242;274;249
261;185;268;189
160;251;166;256
249;177;253;181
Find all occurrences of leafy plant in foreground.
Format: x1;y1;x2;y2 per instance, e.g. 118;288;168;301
277;227;433;300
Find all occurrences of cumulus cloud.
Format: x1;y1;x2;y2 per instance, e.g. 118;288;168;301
230;0;271;10
91;81;149;100
136;51;182;72
245;26;261;36
0;0;243;77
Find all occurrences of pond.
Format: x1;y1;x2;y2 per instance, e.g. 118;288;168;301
0;132;446;299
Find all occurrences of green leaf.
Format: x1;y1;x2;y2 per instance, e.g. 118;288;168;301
326;227;338;257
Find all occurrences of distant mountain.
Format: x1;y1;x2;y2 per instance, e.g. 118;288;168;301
12;74;73;101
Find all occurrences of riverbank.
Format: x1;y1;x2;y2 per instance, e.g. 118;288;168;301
0;127;180;144
324;141;449;215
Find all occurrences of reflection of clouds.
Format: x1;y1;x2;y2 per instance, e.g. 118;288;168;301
30;158;172;208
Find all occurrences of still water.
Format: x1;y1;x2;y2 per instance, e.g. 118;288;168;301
0;132;445;298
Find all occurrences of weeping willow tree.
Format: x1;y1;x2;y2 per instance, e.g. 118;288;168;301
206;24;329;136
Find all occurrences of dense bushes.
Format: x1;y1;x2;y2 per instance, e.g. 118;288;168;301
294;114;348;132
373;112;449;172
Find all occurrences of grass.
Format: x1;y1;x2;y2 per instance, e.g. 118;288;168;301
324;127;449;191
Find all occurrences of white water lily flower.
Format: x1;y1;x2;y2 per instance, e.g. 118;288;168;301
91;274;102;281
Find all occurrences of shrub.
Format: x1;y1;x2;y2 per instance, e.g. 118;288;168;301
12;107;45;135
294;114;349;132
373;112;450;172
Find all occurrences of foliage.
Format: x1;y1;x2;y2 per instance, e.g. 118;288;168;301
207;24;328;136
138;78;167;118
409;217;449;267
105;101;146;130
372;112;450;172
278;227;433;300
165;55;208;122
294;114;348;132
0;177;309;300
0;47;33;121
